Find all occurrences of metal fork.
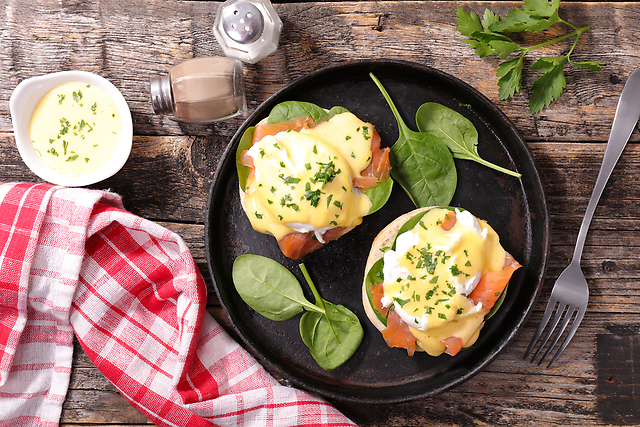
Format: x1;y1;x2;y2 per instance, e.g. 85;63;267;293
524;67;640;367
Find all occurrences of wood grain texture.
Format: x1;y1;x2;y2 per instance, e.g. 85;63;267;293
2;0;640;425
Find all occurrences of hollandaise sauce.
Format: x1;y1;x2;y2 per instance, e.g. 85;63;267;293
243;112;375;242
30;82;121;178
380;208;511;356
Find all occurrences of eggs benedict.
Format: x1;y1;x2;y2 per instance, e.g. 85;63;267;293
237;102;392;259
363;207;521;357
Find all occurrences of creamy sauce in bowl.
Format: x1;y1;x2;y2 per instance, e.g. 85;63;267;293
29;82;122;178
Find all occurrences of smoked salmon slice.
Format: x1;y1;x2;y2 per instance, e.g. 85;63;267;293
370;282;389;318
277;226;353;260
353;129;391;189
468;253;521;315
381;309;418;356
440;211;456;231
441;336;464;356
253;116;316;144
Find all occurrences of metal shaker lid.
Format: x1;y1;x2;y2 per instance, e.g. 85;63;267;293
213;0;282;64
150;75;174;115
221;1;264;44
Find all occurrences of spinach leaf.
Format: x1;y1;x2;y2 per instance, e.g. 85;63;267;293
369;73;457;208
232;255;363;370
415;103;521;178
327;105;350;116
364;257;387;326
236;126;255;192
267;101;350;125
364;177;394;215
485;283;508;320
299;264;363;370
232;254;323;321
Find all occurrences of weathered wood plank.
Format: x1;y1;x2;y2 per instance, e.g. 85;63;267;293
1;136;639;222
1;1;639;141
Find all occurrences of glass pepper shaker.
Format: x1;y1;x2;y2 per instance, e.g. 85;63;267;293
150;57;247;123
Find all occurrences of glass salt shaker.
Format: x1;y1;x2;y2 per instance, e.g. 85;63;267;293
213;0;282;64
150;57;247;123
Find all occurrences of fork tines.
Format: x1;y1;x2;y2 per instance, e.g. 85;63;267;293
523;300;586;367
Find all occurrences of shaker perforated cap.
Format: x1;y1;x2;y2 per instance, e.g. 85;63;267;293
213;0;282;64
221;1;264;44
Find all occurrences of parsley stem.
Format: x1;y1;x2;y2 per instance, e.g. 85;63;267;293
523;25;590;53
566;27;590;64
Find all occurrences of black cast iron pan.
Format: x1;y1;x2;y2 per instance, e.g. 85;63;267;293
204;59;550;404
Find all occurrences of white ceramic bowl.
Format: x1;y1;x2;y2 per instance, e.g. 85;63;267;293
10;71;133;187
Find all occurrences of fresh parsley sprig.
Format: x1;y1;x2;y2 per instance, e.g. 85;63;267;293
456;0;606;114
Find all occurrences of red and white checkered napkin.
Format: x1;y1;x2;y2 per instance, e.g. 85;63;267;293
0;183;356;427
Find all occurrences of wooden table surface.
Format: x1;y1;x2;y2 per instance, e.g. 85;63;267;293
2;0;639;425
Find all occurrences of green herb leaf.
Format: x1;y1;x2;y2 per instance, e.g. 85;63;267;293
415;103;521;177
472;31;523;60
529;57;567;114
496;56;525;100
457;1;605;114
370;73;457;208
456;7;483;37
231;254;322;321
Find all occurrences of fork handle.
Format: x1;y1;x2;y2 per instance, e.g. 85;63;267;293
573;69;640;262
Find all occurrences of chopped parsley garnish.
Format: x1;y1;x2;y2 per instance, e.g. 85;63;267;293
303;189;323;207
326;194;333;209
59;118;70;135
311;161;340;187
416;248;438;274
450;264;469;277
278;174;301;185
362;125;371;140
394;297;411;307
